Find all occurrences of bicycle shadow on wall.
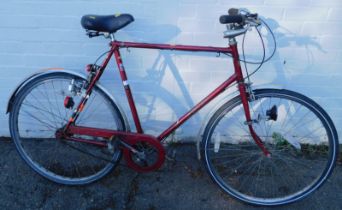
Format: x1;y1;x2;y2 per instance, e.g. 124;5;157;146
123;22;204;140
258;18;334;101
266;18;342;139
122;21;237;140
241;16;342;130
120;18;335;141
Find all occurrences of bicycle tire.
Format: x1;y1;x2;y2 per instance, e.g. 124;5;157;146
202;89;338;206
9;72;126;185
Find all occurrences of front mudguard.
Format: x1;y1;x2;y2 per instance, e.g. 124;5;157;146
6;68;130;130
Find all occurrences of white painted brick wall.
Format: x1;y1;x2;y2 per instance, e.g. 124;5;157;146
1;0;342;142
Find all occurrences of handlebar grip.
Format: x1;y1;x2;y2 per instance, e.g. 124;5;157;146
219;15;244;24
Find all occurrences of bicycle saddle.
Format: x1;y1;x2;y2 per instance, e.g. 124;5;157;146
81;14;134;33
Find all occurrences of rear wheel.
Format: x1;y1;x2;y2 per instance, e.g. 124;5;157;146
9;72;126;185
202;89;338;206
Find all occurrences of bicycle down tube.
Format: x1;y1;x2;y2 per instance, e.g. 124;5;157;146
65;39;270;155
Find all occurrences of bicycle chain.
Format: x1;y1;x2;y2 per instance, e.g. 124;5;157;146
63;139;129;168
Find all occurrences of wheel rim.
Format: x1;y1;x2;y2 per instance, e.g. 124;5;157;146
11;74;124;184
204;90;336;205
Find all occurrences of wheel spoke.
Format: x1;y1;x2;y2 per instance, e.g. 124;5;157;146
10;74;125;185
203;89;337;205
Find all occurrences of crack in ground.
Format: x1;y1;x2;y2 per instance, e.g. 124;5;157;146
122;172;140;210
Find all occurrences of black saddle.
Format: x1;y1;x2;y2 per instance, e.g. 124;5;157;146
81;14;134;33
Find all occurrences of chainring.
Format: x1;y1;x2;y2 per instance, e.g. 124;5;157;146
122;135;165;172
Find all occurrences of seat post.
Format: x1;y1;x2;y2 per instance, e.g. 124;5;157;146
110;33;115;42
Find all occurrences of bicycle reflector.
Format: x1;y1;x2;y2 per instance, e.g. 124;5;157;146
64;96;74;109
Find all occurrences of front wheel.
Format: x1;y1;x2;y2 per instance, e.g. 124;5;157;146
9;72;126;185
202;89;338;206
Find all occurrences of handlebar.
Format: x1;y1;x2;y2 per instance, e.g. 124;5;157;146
220;8;259;25
219;15;244;24
220;8;261;38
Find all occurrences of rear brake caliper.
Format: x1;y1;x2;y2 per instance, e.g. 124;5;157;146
63;64;100;109
84;64;101;89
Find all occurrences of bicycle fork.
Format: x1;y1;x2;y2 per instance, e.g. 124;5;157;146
230;40;271;157
238;82;271;157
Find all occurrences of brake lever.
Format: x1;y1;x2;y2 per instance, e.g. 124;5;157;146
223;27;248;38
245;15;261;27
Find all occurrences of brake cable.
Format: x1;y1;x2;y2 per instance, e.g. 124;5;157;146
222;17;277;70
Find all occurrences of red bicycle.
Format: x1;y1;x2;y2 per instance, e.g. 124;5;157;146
7;8;338;206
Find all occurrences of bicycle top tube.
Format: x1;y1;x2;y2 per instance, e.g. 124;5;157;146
111;40;233;54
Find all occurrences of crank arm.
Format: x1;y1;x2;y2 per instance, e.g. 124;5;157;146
118;139;140;154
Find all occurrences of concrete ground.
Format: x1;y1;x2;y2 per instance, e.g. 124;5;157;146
0;137;341;210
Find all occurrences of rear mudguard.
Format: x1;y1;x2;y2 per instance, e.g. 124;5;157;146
6;68;130;130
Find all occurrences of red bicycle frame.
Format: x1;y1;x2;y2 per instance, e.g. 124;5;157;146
64;39;270;156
